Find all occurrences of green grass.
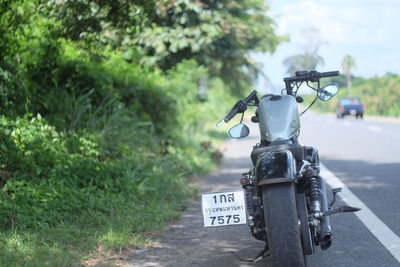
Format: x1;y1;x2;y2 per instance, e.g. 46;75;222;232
0;193;188;266
207;129;229;141
0;29;234;266
0;112;224;266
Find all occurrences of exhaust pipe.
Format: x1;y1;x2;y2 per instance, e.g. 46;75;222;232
319;177;332;250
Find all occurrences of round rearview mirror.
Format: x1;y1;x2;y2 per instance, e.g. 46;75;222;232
228;123;250;139
318;84;339;101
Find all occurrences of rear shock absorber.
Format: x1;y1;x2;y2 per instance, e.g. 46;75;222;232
309;176;322;224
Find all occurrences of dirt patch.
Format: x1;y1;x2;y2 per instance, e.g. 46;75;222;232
123;136;273;267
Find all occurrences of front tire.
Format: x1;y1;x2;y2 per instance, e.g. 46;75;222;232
262;183;306;267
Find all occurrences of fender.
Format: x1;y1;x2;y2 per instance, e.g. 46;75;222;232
255;149;296;186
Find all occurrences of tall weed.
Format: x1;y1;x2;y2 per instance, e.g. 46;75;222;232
0;27;232;265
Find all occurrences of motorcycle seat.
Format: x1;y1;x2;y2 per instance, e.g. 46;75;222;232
251;142;304;165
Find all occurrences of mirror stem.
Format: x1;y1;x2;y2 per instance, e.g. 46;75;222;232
239;112;244;124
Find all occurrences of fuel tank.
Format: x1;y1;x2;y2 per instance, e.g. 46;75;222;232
257;95;300;142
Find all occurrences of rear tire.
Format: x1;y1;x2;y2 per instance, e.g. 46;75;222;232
262;183;306;267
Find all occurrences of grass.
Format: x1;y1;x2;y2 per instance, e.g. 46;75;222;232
0;120;224;266
207;129;229;141
0;56;232;266
0;202;184;266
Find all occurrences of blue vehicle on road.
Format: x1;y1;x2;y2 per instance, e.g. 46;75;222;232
336;97;364;119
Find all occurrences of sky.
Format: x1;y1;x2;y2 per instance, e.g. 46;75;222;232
256;0;400;91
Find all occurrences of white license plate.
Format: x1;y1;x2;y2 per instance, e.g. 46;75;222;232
201;190;247;227
350;109;357;115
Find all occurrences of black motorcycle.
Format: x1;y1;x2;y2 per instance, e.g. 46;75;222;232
216;70;360;267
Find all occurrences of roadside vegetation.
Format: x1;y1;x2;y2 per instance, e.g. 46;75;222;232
0;0;282;265
282;29;400;118
302;74;400;117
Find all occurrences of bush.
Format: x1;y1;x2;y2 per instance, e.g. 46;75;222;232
0;6;234;264
302;74;400;117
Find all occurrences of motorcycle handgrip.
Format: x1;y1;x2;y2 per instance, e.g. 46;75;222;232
320;71;339;78
224;105;240;122
224;100;247;122
243;90;258;104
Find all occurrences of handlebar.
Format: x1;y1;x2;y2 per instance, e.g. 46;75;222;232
320;71;340;78
217;70;340;127
216;90;258;126
284;70;339;95
224;100;245;122
284;70;339;83
243;90;258;104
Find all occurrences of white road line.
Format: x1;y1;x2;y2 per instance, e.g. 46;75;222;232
320;163;400;263
368;126;382;132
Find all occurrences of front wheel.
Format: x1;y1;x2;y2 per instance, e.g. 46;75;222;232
262;183;306;267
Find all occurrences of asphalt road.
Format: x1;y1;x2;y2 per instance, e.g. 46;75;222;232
129;112;400;267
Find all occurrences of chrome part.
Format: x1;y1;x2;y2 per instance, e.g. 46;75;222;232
216;119;225;127
319;178;332;250
309;218;319;228
318;84;339;101
328;187;342;209
311;201;321;213
304;146;320;172
248;216;255;227
323;205;361;216
299;161;311;175
299;160;316;178
252;196;260;204
240;177;250;185
229;123;250;139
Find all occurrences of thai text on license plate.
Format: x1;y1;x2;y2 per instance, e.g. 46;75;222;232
201;190;247;227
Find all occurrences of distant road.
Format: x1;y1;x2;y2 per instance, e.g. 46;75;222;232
129;112;400;267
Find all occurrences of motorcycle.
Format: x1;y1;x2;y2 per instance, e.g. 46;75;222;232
213;70;360;266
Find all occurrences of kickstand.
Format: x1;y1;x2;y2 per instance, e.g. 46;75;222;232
231;243;270;262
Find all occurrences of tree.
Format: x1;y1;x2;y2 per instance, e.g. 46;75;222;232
341;54;356;94
136;0;283;95
41;0;283;95
283;28;325;75
283;53;324;76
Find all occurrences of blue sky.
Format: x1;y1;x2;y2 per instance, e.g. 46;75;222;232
256;0;400;91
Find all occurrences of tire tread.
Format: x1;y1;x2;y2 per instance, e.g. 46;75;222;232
262;183;306;267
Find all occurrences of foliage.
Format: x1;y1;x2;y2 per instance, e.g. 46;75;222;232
0;0;32;59
341;54;357;93
283;28;325;75
283;53;324;76
0;0;270;265
0;57;230;265
137;0;283;94
302;74;400;117
40;0;283;95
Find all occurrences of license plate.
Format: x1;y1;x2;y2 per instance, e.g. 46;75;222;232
350;109;357;115
201;190;247;227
